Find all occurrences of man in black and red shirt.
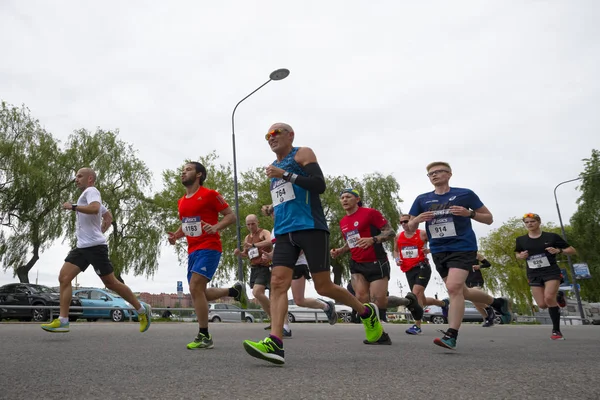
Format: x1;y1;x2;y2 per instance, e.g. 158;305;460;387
331;188;397;344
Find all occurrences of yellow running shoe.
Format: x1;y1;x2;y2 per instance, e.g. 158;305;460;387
139;303;152;333
41;318;70;333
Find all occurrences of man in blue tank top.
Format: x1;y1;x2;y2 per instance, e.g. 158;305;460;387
243;122;384;365
407;161;512;350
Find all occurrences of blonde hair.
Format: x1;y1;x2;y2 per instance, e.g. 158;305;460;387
426;161;452;172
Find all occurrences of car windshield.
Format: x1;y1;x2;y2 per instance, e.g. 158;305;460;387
30;285;57;294
103;289;122;298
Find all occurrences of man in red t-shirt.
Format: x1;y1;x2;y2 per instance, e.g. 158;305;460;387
330;188;397;345
168;162;248;350
394;214;447;335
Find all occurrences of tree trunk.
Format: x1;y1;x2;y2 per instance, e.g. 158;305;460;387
16;243;40;283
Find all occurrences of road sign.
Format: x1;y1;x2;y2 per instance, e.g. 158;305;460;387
559;284;580;292
574;263;592;279
177;281;183;299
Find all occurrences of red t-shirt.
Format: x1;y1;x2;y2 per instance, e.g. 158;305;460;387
339;207;388;263
397;229;427;272
178;186;229;254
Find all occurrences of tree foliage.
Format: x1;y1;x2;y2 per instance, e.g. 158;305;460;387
570;149;600;302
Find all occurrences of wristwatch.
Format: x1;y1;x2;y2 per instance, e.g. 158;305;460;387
282;171;291;181
372;236;379;244
71;204;78;211
469;210;476;218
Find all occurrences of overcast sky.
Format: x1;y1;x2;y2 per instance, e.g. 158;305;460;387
1;1;598;301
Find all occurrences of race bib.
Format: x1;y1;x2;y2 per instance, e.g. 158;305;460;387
182;216;202;237
248;246;260;259
428;217;457;239
401;245;418;259
527;254;551;269
271;180;296;206
346;229;361;248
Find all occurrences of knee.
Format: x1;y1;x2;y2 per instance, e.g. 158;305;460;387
252;287;265;298
446;283;463;297
270;274;288;292
544;295;555;306
293;294;305;306
58;273;72;287
314;280;334;296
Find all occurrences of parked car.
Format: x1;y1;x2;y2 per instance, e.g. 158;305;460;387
423;301;505;324
287;299;353;323
0;283;83;322
208;303;254;323
73;288;146;322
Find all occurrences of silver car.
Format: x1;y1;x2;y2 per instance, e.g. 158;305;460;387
208;303;254;323
287;299;353;323
423;301;504;324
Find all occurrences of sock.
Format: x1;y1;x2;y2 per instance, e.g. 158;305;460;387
446;328;459;339
490;297;503;311
283;323;290;331
59;316;69;324
137;306;146;314
359;305;372;319
269;334;283;347
379;308;387;322
548;306;561;332
228;287;238;297
199;327;209;336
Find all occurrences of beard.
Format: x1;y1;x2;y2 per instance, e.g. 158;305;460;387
181;176;196;187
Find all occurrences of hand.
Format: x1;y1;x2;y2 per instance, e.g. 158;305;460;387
167;232;178;245
395;257;402;267
356;237;375;249
330;248;342;259
472;265;481;271
423;248;431;255
545;247;561;255
243;242;253;250
201;221;218;235
416;211;435;223
262;253;273;262
265;165;285;179
62;202;73;211
516;251;529;260
449;206;471;217
234;248;241;256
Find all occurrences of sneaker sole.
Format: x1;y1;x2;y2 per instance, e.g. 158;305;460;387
187;344;214;350
41;327;69;333
405;331;422;335
433;338;456;350
243;341;284;365
324;300;338;326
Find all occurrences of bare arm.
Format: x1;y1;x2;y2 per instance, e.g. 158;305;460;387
101;210;113;233
471;205;493;225
372;222;396;243
63;201;101;215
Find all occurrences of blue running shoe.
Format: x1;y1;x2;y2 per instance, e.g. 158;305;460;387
434;332;456;350
441;298;450;319
283;328;292;338
405;324;422;335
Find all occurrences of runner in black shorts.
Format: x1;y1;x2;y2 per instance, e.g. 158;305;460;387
516;213;576;340
466;253;496;327
243;123;382;366
408;161;512;350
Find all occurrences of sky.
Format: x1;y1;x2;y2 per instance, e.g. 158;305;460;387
1;1;598;301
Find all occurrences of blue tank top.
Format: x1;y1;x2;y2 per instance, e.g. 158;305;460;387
270;147;329;235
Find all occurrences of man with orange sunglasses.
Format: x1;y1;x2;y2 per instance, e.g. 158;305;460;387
242;123;383;365
516;213;577;340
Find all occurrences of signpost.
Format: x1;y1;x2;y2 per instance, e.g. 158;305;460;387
177;281;183;303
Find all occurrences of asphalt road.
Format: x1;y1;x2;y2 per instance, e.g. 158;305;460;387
1;321;599;400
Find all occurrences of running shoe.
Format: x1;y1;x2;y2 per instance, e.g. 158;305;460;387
139;303;152;333
283;328;292;338
551;331;565;340
320;299;338;325
41;318;69;333
232;281;248;309
434;331;457;350
441;298;450;319
482;307;495;327
264;325;271;330
243;337;285;365
363;331;392;345
360;303;383;343
493;297;513;324
187;332;214;349
556;291;566;308
405;324;422;335
405;292;424;321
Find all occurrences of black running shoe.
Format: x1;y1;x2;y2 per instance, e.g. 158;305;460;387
482;307;495;327
557;291;566;308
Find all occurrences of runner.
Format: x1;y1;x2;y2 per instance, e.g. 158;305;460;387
515;213;576;340
41;168;151;333
243;123;383;365
234;214;273;329
393;214;448;335
466;253;497;327
330;188;396;345
261;204;338;338
407;161;512;350
167;161;247;349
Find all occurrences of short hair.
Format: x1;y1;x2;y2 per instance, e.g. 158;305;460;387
401;214;411;219
426;161;452;172
188;162;207;186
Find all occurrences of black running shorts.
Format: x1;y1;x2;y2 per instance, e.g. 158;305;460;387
249;267;271;289
272;229;330;274
349;259;390;283
293;264;311;280
432;251;478;279
405;262;432;290
65;245;114;276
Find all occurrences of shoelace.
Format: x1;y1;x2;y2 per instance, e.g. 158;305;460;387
261;339;281;351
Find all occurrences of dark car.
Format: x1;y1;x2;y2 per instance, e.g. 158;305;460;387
0;283;83;322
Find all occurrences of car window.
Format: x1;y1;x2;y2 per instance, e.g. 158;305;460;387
15;285;31;294
91;291;110;300
228;305;240;310
215;304;227;310
75;290;90;299
0;285;15;294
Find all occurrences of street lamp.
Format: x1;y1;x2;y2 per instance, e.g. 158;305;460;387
231;68;290;283
553;172;600;321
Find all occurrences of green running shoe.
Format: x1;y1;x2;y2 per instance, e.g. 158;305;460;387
360;303;383;343
139;303;152;333
187;333;214;349
41;318;69;333
243;337;285;365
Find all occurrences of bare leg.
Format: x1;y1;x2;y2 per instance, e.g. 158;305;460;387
269;266;294;339
351;274;370;304
313;272;366;314
291;278;325;309
543;280;560;308
531;286;548;309
206;287;229;301
58;263;81;318
445;269;469;331
252;285;271;317
469;286;488;319
189;273;210;329
101;273;142;310
369;278;388;310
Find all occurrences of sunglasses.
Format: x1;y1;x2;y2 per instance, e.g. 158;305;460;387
426;169;450;177
523;213;540;219
265;129;288;141
400;220;409;224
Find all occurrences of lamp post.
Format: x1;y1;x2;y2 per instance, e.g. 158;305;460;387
553;172;600;321
231;69;290;283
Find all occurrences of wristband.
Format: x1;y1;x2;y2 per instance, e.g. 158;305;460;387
290;174;298;184
469;210;476;219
